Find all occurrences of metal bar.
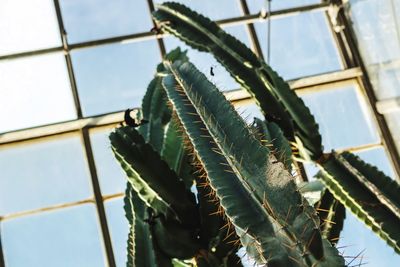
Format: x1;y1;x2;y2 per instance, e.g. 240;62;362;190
238;0;264;58
81;129;116;267
376;97;400;115
0;111;124;145
288;67;362;89
0;198;95;222
147;0;166;56
103;193;125;202
53;0;83;118
0;46;63;60
217;3;329;27
324;8;354;68
0;192;125;223
72;31;160;49
336;8;400;180
226;67;362;101
0;3;329;60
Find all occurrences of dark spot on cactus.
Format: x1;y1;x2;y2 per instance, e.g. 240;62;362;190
124;109;149;127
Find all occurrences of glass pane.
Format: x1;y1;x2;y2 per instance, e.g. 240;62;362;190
164;25;251;91
247;0;320;13
0;0;61;56
72;40;161;116
0;135;92;215
300;84;379;151
349;0;400;65
337;209;400;266
105;197;129;267
348;0;400;100
91;129;126;196
1;204;106;267
0;53;76;133
253;11;342;79
153;0;242;20
349;0;400;98
369;67;400;99
60;0;153;44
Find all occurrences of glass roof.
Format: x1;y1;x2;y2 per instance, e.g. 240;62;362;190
347;0;400;154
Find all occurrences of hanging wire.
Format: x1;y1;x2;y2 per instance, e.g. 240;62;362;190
262;0;272;64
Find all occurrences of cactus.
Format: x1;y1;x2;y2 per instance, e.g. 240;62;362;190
109;2;400;265
149;2;400;258
111;47;345;265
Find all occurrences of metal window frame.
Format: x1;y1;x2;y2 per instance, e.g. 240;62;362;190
1;1;399;267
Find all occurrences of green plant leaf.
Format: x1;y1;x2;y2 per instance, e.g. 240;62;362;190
161;60;344;266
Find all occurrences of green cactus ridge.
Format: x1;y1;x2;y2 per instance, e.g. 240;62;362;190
252;118;293;172
110;126;197;226
162;60;344;266
125;183;172;267
319;152;400;252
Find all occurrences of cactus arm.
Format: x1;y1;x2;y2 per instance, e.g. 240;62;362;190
319;152;400;253
341;152;400;218
152;2;323;159
110;126;197;226
162;61;344;266
146;81;172;152
138;77;157;139
196;179;224;247
151;216;201;259
153;3;294;139
253;118;293;172
125;183;172;267
314;190;346;246
139;47;189;152
161;113;196;189
163;61;300;265
161;118;185;172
